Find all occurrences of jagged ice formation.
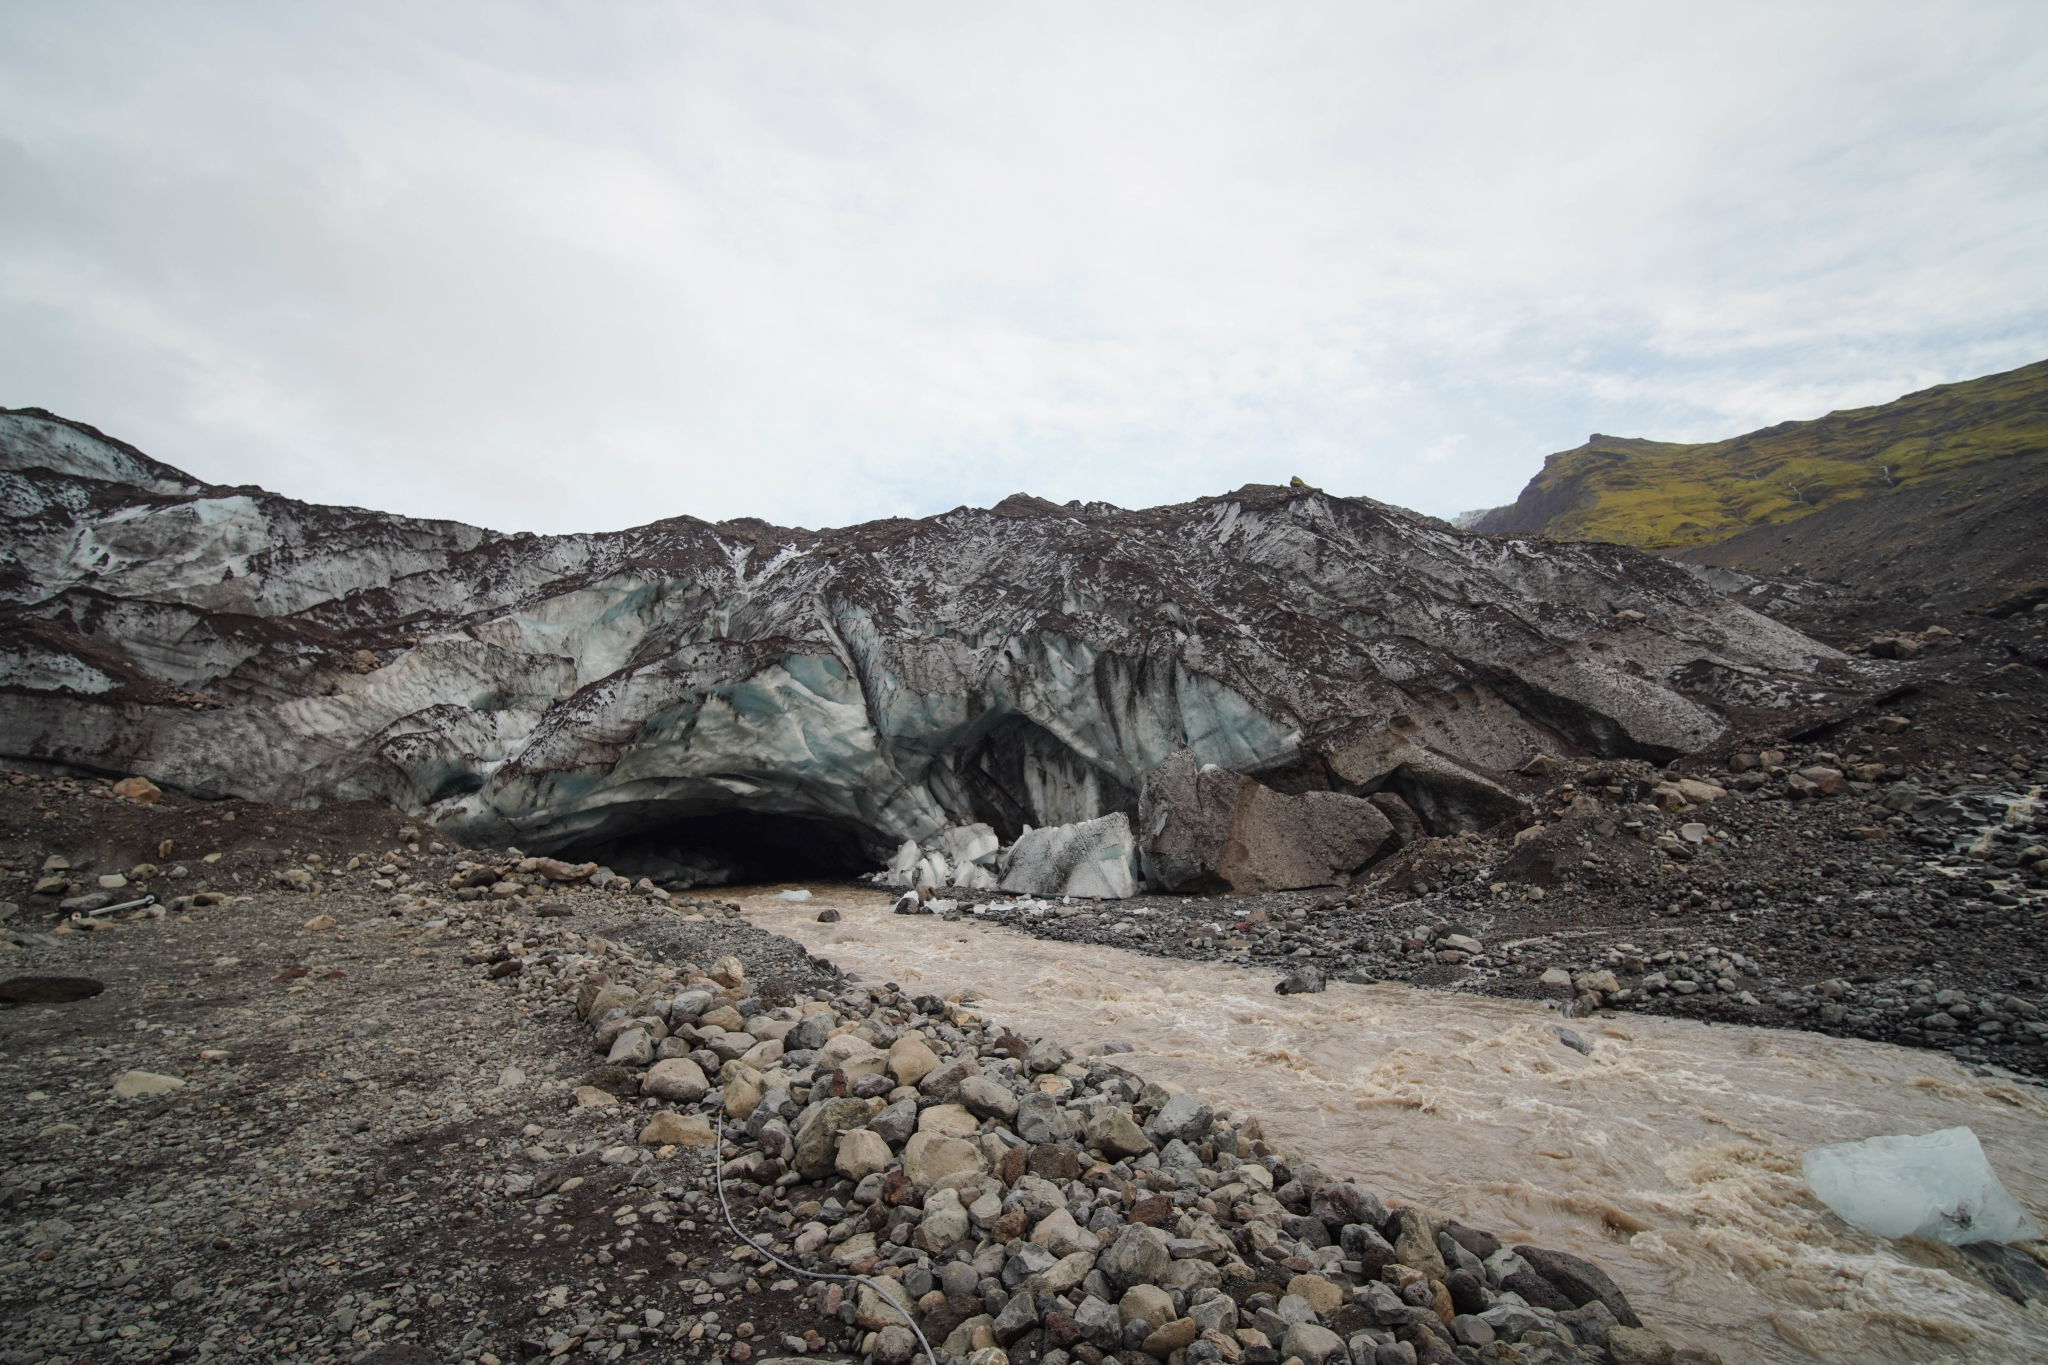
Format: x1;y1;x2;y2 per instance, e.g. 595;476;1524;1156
0;408;1839;883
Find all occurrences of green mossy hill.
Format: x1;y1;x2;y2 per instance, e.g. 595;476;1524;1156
1471;358;2048;549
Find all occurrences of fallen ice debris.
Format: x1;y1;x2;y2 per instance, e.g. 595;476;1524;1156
772;889;812;902
1802;1126;2043;1246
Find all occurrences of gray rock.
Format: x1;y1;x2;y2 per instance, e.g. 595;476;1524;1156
791;1097;873;1181
872;1325;918;1365
1026;1039;1072;1074
1147;1092;1214;1144
1512;1244;1641;1328
1276;965;1327;995
785;1013;832;1052
870;1097;918;1147
1280;1322;1346;1365
667;988;715;1021
917;1187;971;1252
1097;1223;1172;1291
1557;1299;1618;1347
1073;1295;1121;1349
992;1291;1038;1343
1002;1243;1058;1289
1477;1304;1543;1341
1313;1183;1388;1233
606;1027;654;1066
1363;1282;1407;1326
1011;1174;1066;1222
1189;1295;1238;1334
1016;1091;1074;1143
1139;750;1395;894
958;1073;1020;1120
1448;1315;1495;1347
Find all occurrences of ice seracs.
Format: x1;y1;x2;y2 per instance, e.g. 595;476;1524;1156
3;406;1842;875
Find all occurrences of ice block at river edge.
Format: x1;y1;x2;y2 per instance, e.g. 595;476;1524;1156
1802;1126;2043;1245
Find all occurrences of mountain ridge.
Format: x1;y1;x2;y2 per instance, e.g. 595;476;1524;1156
1470;358;2048;551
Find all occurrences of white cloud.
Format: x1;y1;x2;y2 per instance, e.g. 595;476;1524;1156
1;0;2043;532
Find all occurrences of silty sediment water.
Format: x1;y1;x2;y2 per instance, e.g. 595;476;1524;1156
733;883;2048;1365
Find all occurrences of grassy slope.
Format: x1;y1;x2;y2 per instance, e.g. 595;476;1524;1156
1472;358;2048;549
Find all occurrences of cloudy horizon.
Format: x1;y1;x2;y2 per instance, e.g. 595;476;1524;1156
3;1;2045;535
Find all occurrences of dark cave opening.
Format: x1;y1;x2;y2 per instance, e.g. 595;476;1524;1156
555;810;878;890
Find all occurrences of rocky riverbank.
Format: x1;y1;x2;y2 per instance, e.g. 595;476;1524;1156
0;806;1705;1365
873;599;2048;1079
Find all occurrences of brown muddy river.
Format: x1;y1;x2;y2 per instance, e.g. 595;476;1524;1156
731;884;2048;1365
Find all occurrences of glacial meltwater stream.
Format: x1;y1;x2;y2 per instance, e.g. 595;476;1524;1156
730;885;2048;1365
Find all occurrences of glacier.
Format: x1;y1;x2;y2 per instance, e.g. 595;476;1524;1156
0;406;1842;878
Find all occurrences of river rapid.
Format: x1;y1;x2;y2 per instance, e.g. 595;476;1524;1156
729;885;2048;1365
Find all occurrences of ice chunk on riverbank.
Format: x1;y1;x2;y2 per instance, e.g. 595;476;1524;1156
1802;1126;2042;1245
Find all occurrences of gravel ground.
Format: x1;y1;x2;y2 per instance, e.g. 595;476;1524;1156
0;817;858;1365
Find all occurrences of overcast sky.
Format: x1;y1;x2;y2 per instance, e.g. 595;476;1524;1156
3;3;2045;534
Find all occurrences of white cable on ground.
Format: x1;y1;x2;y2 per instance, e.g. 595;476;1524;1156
712;1114;941;1365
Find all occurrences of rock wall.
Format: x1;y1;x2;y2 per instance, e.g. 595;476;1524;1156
1;407;1840;867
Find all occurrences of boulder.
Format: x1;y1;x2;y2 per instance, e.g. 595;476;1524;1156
642;1057;709;1102
584;983;637;1021
1138;750;1394;893
888;1034;943;1086
904;1133;986;1187
871;1097;919;1146
112;776;161;804
1030;1207;1102;1257
1085;1106;1154;1158
1097;1223;1173;1291
1023;1250;1096;1297
1016;1092;1074;1143
918;1054;984;1103
606;1027;654;1066
917;1103;980;1138
1390;1208;1447;1278
792;1097;875;1180
638;1112;714;1147
1280;1322;1345;1365
1286;1274;1345;1316
1000;813;1140;900
1147;1092;1213;1144
1605;1326;1676;1365
917;1188;972;1252
1118;1285;1175;1328
1370;791;1424;846
1143;1319;1199;1356
958;1074;1020;1120
1512;1245;1642;1328
836;1128;893;1180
